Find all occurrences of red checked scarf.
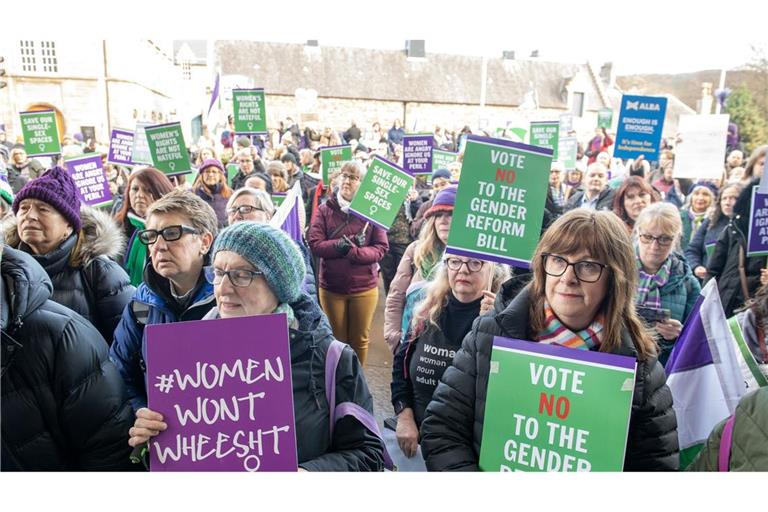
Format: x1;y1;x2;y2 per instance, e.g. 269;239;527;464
535;301;605;350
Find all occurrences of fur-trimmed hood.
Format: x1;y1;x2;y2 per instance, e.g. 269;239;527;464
2;205;127;266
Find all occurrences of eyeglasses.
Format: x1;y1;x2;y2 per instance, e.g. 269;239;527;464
204;266;264;287
444;257;485;273
227;205;264;216
138;225;199;245
638;233;674;247
341;173;360;182
541;253;607;283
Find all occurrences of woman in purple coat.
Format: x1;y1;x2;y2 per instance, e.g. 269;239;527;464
308;161;389;366
192;158;233;228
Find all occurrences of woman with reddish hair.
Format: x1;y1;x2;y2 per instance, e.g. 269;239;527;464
612;176;660;231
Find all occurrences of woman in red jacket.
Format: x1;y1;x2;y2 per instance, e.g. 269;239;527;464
308;161;389;366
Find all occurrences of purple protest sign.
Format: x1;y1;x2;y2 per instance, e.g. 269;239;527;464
146;314;298;472
64;154;113;207
108;128;135;166
747;186;768;257
403;134;433;175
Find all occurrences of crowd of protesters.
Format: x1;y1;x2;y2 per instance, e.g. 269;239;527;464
1;110;767;472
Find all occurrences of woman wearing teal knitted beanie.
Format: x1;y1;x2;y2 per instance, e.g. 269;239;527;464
127;221;387;471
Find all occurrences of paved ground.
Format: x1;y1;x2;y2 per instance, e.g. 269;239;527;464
360;278;395;429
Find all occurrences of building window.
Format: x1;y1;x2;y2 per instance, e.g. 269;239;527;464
571;91;585;117
181;61;191;81
40;41;58;73
20;40;36;72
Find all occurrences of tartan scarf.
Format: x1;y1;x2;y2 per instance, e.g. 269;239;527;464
688;209;707;241
535;301;605;350
636;254;672;310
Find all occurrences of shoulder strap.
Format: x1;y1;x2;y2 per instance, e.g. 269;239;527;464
737;245;751;302
324;339;394;470
718;414;736;471
328;219;350;240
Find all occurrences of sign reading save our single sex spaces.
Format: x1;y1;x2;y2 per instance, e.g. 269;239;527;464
20;110;61;157
348;155;413;230
479;337;637;472
446;135;551;268
147;314;298;472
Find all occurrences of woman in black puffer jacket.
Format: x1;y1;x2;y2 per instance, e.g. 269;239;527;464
1;246;135;471
6;166;135;345
420;210;679;471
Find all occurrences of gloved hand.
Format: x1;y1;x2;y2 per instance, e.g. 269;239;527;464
353;232;366;247
335;235;352;255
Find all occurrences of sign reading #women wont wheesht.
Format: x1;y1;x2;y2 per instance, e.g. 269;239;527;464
446;135;551;268
479;337;636;472
146;314;298;471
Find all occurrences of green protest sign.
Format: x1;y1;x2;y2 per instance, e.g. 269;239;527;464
320;145;352;185
432;149;459;172
271;193;287;207
226;163;239;186
446;135;551;268
20;110;61;157
232;89;267;134
558;137;578;170
144;122;192;176
598;108;613;129
131;122;154;165
529;121;559;160
479;337;636;472
348;156;413;231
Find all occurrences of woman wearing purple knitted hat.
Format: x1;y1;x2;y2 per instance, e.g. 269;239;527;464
6;166;135;345
192;158;233;228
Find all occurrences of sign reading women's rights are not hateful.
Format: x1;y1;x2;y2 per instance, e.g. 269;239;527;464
232;89;267;135
446;135;551;268
145;122;192;176
479;337;636;472
147;314;298;472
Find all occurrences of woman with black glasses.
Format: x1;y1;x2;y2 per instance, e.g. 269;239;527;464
420;209;679;471
110;190;219;417
633;202;701;366
391;255;508;466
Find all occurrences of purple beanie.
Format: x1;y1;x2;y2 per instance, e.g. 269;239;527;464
425;185;457;218
198;158;225;176
12;166;82;232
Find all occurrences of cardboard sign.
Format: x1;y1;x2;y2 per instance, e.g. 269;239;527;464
613;95;667;160
529;121;559;160
20;110;61;157
348;155;413;231
402;134;433;175
232;89;267;135
559;114;574;134
145;122;192;176
673;114;730;179
597;109;613;129
748;186;768;257
147;314;298;472
64;154;113;208
479;337;636;472
320;145;352;185
558;137;578;171
108;128;135;166
446;135;551;268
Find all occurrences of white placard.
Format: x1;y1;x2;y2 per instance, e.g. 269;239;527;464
673;114;730;179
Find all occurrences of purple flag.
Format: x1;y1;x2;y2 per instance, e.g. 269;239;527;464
207;73;220;118
271;182;304;246
146;314;298;472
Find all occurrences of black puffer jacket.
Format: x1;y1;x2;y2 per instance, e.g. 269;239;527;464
708;178;764;317
420;276;679;472
1;246;135;471
204;291;384;471
4;206;135;344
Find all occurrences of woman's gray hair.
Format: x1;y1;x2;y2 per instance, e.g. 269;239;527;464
146;189;219;239
341;160;367;178
226;187;275;217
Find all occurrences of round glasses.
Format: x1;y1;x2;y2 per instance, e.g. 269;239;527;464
138;225;199;245
204;266;264;287
541;253;607;283
444;257;485;273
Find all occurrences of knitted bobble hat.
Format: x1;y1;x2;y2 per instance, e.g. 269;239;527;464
211;222;306;304
425;185;457;218
12;166;82;232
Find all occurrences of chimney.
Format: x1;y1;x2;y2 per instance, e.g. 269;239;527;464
530;50;539;58
502;50;515;60
405;40;426;59
699;82;714;114
599;62;615;89
306;40;318;47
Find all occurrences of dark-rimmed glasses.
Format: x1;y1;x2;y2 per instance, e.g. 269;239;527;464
138;225;199;245
444;257;485;273
541;253;607;283
227;205;264;216
204;266;264;287
637;233;674;247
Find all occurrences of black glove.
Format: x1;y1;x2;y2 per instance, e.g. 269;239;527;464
335;235;352;255
353;232;366;247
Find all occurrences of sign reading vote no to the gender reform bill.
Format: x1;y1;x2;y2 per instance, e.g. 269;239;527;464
147;314;298;471
446;135;551;268
479;337;636;472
